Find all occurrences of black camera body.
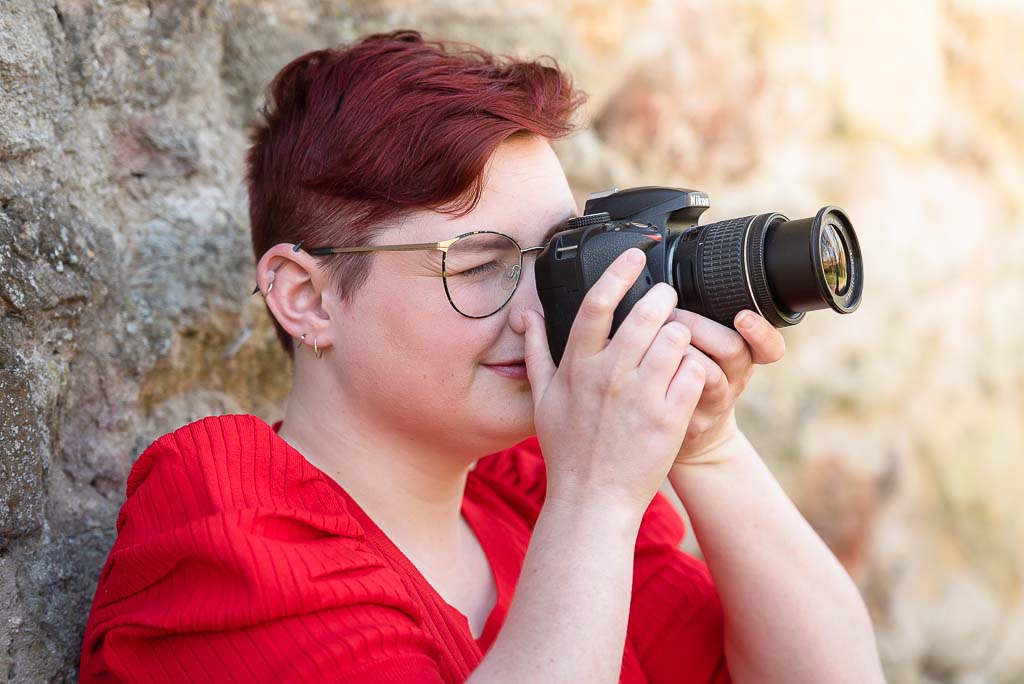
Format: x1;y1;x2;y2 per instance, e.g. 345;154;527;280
534;186;863;365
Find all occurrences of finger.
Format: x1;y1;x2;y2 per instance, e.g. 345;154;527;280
733;310;786;364
522;310;556;406
563;248;647;361
605;282;678;371
666;356;707;415
680;344;731;403
636;321;691;397
668;308;752;383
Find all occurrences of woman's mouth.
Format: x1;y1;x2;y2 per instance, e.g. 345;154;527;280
483;361;528;380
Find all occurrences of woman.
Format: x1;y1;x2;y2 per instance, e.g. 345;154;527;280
80;30;884;683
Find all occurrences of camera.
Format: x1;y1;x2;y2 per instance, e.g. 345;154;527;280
534;186;864;365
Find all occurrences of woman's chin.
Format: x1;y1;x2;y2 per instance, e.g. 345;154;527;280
475;405;535;448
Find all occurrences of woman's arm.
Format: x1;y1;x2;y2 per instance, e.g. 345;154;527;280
667;429;886;683
475;248;711;682
467;495;645;683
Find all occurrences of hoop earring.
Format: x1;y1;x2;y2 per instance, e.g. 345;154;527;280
250;280;272;296
298;333;306;349
251;280;274;297
313;336;324;359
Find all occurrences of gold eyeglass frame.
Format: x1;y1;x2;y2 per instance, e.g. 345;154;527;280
252;230;548;318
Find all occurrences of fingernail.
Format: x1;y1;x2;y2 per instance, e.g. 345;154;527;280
737;311;755;330
627;249;645;265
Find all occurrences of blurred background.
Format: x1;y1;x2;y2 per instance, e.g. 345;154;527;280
1;0;1021;681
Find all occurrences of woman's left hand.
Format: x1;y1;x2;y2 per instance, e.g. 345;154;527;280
666;308;786;466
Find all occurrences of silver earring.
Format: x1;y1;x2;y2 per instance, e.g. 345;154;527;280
313;336;324;359
298;333;306;349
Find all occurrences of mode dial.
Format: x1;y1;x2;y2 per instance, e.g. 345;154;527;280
567;212;612;229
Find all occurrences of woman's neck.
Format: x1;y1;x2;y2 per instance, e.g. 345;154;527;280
275;386;478;575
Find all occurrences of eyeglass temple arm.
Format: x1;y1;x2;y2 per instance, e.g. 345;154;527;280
305;242;441;255
252;242;443;294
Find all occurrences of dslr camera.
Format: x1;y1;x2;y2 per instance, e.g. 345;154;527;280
535;187;863;365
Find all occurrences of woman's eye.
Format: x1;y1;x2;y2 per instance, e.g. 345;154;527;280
455;262;501;277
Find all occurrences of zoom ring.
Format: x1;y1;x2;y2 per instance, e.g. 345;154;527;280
699;216;757;328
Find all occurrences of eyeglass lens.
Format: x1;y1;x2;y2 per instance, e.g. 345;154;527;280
443;233;522;316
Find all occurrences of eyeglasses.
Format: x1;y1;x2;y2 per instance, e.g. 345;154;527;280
252;231;547;318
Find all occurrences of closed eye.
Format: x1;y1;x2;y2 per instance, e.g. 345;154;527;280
454;262;503;277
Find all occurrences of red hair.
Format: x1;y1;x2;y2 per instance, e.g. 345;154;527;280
245;29;588;359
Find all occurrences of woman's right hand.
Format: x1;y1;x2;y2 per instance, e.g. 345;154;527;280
522;247;708;515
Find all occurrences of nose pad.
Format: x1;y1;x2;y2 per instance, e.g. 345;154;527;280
506;256;542;325
499;262;521;296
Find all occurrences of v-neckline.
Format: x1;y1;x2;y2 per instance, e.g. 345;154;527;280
264;416;507;652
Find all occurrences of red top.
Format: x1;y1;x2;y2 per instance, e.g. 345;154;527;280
80;414;730;683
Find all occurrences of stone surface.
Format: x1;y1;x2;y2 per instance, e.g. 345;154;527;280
1;1;1021;681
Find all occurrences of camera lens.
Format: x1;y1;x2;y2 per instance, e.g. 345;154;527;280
668;205;863;329
819;222;849;296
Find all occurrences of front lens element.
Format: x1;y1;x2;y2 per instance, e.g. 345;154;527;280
444;232;522;316
819;222;849;296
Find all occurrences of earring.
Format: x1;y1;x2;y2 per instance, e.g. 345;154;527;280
298;333;306;349
250;280;274;296
313;336;324;359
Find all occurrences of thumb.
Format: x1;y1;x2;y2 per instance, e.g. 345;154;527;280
522;310;556;405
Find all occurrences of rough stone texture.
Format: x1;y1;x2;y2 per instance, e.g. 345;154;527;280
1;1;1021;682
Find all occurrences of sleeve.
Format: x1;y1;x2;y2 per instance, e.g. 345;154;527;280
471;435;548;526
477;436;730;683
628;491;732;684
80;439;445;684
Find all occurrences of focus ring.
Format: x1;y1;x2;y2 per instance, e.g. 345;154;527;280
699;216;757;328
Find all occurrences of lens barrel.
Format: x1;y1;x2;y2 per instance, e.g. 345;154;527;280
669;206;863;329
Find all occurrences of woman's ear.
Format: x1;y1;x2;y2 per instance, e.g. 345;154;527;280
255;243;334;345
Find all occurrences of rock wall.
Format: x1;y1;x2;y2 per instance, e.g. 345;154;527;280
1;1;1021;681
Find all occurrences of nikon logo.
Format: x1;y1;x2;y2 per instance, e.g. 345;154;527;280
690;195;710;207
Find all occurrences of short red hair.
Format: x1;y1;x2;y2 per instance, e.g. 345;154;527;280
245;29;588;359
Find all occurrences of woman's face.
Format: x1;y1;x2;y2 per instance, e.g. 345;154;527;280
324;134;578;457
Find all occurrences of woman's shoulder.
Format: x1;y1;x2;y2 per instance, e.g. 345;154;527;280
84;414;438;681
94;412;412;628
116;412;360;538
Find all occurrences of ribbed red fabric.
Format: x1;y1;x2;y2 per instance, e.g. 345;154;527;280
80;414;730;683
